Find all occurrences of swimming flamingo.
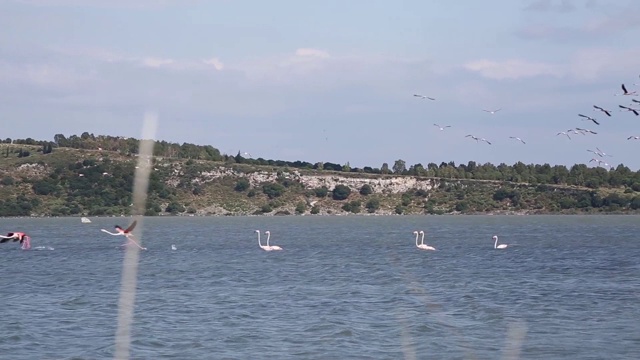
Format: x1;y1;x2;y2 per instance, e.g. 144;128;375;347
264;231;282;251
493;235;507;249
101;220;146;250
255;230;271;251
419;231;436;251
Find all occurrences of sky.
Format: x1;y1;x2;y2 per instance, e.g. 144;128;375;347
1;0;640;170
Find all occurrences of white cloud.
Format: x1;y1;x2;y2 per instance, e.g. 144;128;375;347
463;59;564;80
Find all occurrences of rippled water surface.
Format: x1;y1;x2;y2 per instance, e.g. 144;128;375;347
1;215;640;359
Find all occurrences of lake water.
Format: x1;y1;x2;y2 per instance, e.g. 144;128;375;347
1;215;639;359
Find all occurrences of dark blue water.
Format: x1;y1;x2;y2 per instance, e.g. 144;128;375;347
1;216;639;359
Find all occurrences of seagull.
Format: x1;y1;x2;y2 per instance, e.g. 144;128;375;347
509;136;526;144
575;127;597;135
615;84;637;96
433;124;451;131
413;94;435;100
627;135;640;140
482;109;501;114
578;114;600;125
593;105;612;116
557;131;572;139
619;105;639;116
465;134;480;142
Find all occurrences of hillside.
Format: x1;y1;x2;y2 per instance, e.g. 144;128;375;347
1;134;639;217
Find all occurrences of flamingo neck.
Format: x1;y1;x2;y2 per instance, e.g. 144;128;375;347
415;233;419;247
421;233;425;246
257;233;262;247
266;234;270;246
494;238;498;248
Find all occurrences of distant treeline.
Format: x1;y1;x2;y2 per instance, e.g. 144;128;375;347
3;133;640;190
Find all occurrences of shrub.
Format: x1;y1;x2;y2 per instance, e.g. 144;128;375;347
234;178;250;192
332;185;351;200
359;184;373;196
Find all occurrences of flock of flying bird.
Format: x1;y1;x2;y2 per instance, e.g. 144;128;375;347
413;76;640;170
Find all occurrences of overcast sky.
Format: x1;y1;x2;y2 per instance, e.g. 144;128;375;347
1;0;639;169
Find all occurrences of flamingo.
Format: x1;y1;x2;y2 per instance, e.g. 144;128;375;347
418;231;436;251
593;105;612;116
480;138;492;145
433;124;451;131
413;94;435;100
575;127;597;135
264;231;282;251
509;136;526;144
483;109;501;114
465;134;480;142
578;114;600;125
619;105;639;116
493;235;507;249
627;135;640;140
255;230;271;251
101;220;146;250
588;147;612;157
615;84;637;96
556;131;571;139
0;232;31;250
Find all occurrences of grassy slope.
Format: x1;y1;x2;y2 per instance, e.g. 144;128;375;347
0;144;637;216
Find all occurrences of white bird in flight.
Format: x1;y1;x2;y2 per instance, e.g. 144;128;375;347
509;136;526;144
619;105;639;116
578;114;600;125
593;105;612;117
413;94;435;100
615;84;637;96
575;127;597;135
628;135;640;140
433;124;451;131
465;134;479;142
587;147;612;157
483;108;501;114
556;132;571;140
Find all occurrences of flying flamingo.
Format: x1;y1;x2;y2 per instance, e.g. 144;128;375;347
493;235;507;249
413;94;435;100
619;105;639;116
101;220;147;250
593;105;612;116
0;232;31;250
433;124;451;131
264;231;282;251
578;114;600;125
483;108;501;114
509;136;526;144
627;135;640;140
557;131;571;140
615;84;637;96
418;231;436;251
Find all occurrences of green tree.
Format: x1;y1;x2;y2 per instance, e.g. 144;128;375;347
392;159;406;174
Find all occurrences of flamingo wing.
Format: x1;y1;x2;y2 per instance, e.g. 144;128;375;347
622;84;628;93
124;220;137;233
